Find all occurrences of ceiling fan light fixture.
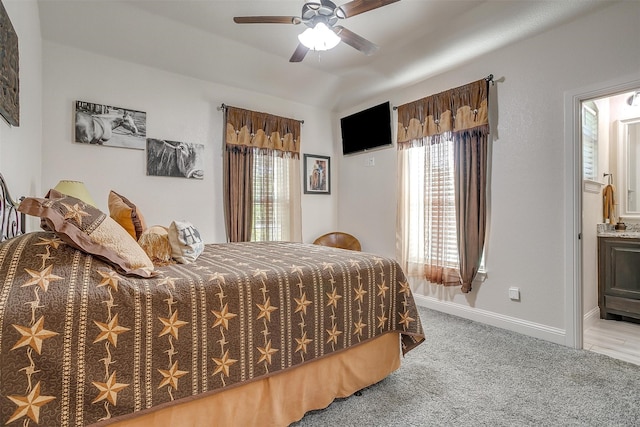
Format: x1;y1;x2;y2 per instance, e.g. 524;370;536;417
298;22;340;51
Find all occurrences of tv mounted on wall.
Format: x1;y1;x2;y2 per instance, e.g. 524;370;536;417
340;101;393;155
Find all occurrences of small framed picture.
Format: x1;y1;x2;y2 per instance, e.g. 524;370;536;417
304;154;330;194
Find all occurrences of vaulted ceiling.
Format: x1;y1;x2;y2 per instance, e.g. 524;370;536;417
37;0;611;111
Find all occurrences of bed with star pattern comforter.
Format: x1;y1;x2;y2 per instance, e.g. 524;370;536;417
0;231;424;426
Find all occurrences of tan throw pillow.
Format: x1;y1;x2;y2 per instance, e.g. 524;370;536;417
138;225;174;267
168;220;204;264
18;194;155;277
108;190;147;240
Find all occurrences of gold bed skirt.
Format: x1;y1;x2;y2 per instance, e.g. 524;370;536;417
106;332;401;427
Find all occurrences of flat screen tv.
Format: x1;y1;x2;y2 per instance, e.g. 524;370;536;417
340;101;392;155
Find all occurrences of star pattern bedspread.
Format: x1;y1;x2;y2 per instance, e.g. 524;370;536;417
0;232;424;426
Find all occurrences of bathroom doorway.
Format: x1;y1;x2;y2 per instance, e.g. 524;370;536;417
580;88;640;365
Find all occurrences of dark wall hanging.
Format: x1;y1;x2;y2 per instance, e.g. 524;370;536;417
0;0;19;127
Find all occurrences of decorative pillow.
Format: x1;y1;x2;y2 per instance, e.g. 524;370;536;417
39;188;66;231
45;188;65;199
138;225;174;267
18;194;155;277
168;220;204;264
108;190;147;240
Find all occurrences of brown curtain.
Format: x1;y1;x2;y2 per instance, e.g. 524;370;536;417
454;126;488;293
223;145;254;242
397;78;489;293
223;106;301;242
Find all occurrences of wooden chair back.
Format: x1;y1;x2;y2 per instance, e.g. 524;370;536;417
313;232;361;251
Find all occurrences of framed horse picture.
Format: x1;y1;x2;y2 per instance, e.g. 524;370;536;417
304;154;330;194
74;100;147;149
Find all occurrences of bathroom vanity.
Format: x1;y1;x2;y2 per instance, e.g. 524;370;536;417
598;231;640;321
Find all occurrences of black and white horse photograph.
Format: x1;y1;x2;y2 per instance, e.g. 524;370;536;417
74;100;146;149
146;138;204;180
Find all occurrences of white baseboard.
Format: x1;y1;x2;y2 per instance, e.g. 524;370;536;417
413;294;567;346
583;306;600;330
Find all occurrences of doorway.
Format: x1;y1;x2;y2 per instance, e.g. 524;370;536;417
564;74;640;352
579;87;640;365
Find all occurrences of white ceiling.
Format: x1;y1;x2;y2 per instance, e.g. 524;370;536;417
37;0;612;111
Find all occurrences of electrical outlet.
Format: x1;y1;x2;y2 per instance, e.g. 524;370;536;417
508;287;520;301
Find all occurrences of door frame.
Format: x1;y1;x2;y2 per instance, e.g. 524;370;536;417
564;73;640;349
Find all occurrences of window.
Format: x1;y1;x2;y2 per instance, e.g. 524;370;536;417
223;106;302;243
396;78;489;293
400;135;485;282
406;139;459;268
251;153;293;242
582;103;598;182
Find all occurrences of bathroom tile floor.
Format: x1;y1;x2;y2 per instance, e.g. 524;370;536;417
584;318;640;366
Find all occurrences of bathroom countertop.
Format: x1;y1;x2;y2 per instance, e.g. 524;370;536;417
596;223;640;238
597;230;640;239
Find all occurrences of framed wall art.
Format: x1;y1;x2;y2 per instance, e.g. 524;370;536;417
0;0;19;127
74;100;147;149
146;138;204;179
304;154;330;194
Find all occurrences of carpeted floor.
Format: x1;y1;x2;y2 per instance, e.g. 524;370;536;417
292;306;640;426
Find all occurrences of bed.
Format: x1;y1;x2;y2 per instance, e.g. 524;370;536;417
0;174;424;426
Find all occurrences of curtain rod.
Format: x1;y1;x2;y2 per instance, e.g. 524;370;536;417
391;74;494;111
218;103;304;124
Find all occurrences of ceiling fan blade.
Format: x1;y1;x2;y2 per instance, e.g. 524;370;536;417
290;43;310;62
333;26;379;56
337;0;400;18
233;16;301;24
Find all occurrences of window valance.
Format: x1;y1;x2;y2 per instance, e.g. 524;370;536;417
396;78;489;147
225;106;301;157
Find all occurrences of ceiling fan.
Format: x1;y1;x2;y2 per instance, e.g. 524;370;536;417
233;0;400;62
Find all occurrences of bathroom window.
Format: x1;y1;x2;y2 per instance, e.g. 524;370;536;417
582;103;598;182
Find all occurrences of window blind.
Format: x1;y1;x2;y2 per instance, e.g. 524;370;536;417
582;104;598;181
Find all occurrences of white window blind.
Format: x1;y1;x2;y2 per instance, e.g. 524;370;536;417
582;103;598;181
407;140;459;268
251;153;291;242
